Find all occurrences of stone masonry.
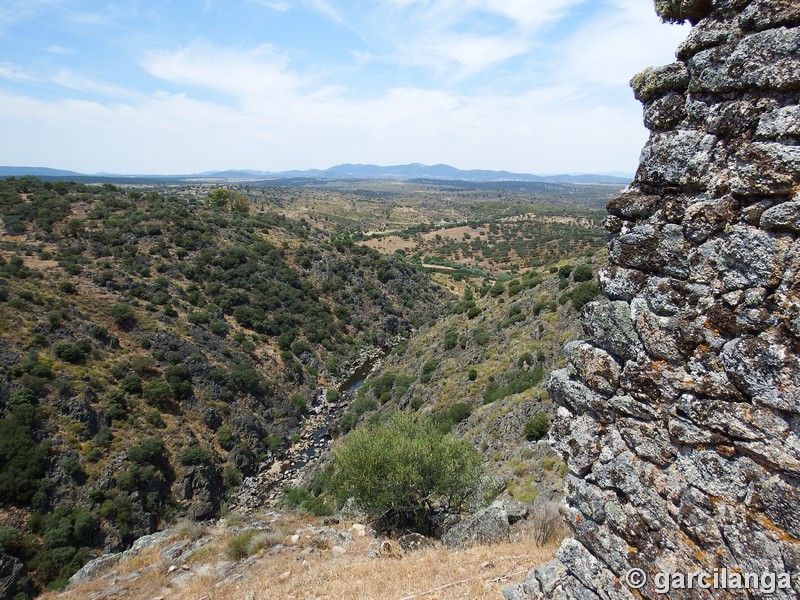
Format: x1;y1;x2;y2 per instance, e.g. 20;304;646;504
505;1;800;599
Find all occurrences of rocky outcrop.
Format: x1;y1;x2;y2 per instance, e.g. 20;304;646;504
507;1;800;598
443;502;510;550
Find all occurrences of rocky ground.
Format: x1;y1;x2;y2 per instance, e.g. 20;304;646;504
47;500;562;600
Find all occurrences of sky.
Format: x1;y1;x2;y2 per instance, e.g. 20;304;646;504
0;0;690;175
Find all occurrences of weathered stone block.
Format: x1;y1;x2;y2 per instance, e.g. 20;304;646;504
729;141;800;196
760;200;800;232
689;26;800;93
721;337;800;413
598;266;647;301
756;104;800;140
636;130;718;190
739;0;800;32
563;341;621;396
581;301;645;362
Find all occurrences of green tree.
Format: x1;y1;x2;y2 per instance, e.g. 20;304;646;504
330;414;483;533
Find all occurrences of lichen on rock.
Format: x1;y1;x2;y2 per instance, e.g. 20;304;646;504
506;1;800;598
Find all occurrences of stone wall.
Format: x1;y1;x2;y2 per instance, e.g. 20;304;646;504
505;1;800;599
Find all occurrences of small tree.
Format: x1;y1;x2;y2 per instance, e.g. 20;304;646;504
330;414;483;534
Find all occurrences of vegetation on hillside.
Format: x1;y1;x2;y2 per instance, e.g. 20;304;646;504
0;176;445;593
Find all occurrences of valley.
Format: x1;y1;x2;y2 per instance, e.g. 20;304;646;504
0;175;615;596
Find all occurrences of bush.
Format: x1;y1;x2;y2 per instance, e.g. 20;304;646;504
572;264;593;282
111;303;137;328
281;486;333;516
53;341;87;364
290;393;307;413
524;413;551;441
330;413;483;534
468;369;477;381
572;282;601;309
142;378;173;408
431;402;472;433
325;389;340;403
483;367;544;404
127;438;166;465
216;424;235;450
0;413;46;506
179;445;211;466
120;373;142;395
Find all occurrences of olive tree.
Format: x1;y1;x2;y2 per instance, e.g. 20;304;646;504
329;413;483;534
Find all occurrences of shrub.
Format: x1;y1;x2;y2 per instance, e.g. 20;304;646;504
223;464;242;488
144;409;166;428
127;438;166;465
443;329;457;350
209;318;229;336
571;264;593;282
59;281;77;295
483;367;544;404
281;486;333;516
120;373;142;395
572;282;601;309
330;413;483;534
179;445;211;466
8;387;36;409
529;497;566;546
142;378;173;408
524;413;551;441
110;303;136;329
468;369;478;381
338;412;357;434
0;413;46;506
53;341;87;364
290;393;307;413
216;424;235;450
431;402;472;433
325;389;340;403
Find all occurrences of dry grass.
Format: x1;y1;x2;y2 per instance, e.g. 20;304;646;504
47;514;558;600
189;537;557;600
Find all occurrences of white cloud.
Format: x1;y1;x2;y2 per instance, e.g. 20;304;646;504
0;0;64;23
45;45;75;55
53;70;131;97
558;0;689;87
142;42;307;103
0;62;35;82
250;0;292;11
364;0;585;80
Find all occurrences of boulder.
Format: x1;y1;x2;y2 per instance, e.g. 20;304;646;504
442;504;509;550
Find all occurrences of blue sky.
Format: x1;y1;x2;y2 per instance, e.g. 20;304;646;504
0;0;689;175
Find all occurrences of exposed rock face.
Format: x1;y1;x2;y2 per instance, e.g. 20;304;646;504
442;503;510;550
507;1;800;598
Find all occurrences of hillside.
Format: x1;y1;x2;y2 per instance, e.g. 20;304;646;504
310;258;605;506
0;177;446;593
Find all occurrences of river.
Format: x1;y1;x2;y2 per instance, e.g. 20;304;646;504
229;347;387;511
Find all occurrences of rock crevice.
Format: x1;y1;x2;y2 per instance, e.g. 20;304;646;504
506;1;800;598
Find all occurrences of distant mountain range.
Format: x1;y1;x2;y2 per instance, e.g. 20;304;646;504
0;163;632;184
